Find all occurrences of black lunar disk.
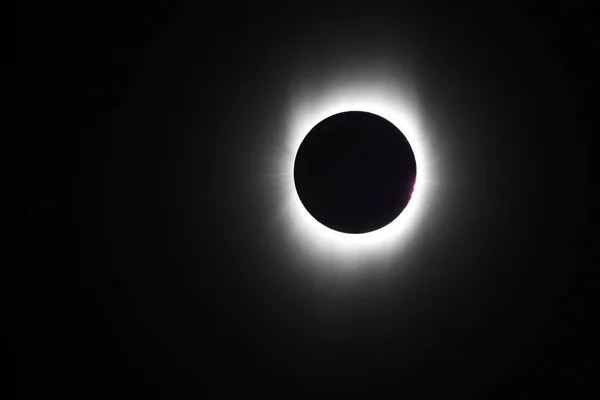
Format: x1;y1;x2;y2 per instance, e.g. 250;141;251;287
293;111;417;234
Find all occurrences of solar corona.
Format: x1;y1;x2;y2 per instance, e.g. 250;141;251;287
267;72;438;270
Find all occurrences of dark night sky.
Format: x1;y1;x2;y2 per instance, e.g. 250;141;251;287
17;1;593;396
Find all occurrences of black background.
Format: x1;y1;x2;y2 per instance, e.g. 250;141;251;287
17;1;593;396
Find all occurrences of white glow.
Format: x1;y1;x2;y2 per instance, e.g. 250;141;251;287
267;67;439;272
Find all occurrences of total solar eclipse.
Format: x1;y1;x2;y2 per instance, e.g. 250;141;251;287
293;111;417;234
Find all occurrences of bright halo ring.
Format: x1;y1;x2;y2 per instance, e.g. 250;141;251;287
271;71;436;269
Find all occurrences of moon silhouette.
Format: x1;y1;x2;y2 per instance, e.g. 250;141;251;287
293;111;417;234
